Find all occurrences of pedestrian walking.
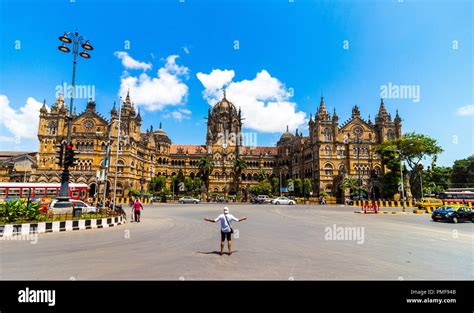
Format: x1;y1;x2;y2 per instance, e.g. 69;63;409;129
204;207;247;256
132;198;143;222
321;196;326;205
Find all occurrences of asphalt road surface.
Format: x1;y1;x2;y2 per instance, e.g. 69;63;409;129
1;204;472;280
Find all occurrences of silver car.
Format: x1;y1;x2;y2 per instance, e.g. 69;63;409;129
179;196;200;204
272;197;296;205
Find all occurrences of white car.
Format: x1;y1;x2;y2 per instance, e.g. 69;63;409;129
179;196;200;204
49;199;98;214
272;197;296;205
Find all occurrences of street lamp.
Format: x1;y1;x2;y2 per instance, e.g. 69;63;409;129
56;31;93;203
355;134;362;200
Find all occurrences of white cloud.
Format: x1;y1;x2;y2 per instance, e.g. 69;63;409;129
164;108;192;121
114;51;152;71
196;69;306;133
117;54;189;111
0;95;45;141
456;104;474;116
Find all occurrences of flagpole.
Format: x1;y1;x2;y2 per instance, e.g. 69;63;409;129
112;97;122;209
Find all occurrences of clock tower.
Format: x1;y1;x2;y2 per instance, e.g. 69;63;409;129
206;90;243;193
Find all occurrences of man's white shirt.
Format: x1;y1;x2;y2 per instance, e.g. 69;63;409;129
214;214;239;233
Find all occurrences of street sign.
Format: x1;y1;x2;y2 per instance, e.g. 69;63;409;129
280;187;288;192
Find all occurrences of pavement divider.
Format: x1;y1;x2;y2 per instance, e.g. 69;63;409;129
0;215;125;238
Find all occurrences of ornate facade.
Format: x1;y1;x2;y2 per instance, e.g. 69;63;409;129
30;91;401;201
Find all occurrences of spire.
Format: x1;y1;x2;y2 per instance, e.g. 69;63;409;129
367;114;372;125
159;122;162;129
332;108;338;122
351;105;361;118
40;99;48;114
286;125;289;132
376;98;389;119
111;101;117;116
136;107;142;122
223;87;226;99
395;109;401;124
316;96;331;121
150;125;153;132
72;105;77;117
86;98;96;111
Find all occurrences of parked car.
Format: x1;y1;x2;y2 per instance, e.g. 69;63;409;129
431;205;473;223
254;195;271;204
272;197;296;205
179;196;200;204
48;199;98;214
415;197;444;209
346;196;369;205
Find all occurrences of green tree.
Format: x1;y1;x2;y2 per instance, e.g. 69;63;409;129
423;165;451;195
149;175;166;194
451;155;474;188
257;169;267;182
193;177;202;196
232;156;247;195
293;178;303;196
339;177;366;197
184;177;194;194
198;156;214;193
271;177;280;195
376;132;443;198
249;179;272;195
303;178;313;198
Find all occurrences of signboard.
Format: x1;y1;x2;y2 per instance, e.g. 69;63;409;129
280;187;289;192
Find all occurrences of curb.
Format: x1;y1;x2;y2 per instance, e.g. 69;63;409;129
0;216;125;238
354;211;409;215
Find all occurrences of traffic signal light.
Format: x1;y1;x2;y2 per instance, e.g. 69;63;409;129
55;143;65;167
64;143;78;168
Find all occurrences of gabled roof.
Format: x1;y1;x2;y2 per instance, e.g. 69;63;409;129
338;116;375;132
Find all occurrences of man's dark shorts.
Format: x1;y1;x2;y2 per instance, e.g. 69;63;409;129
221;231;232;241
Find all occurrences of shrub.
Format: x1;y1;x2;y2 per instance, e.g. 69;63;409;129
0;199;43;224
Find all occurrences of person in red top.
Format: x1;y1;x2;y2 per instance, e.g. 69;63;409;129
132;198;143;222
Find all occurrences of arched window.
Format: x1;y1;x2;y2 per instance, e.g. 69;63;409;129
117;160;125;173
324;146;332;156
324;164;333;176
387;130;396;140
324;127;332;141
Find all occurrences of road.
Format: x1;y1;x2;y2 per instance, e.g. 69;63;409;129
0;203;472;280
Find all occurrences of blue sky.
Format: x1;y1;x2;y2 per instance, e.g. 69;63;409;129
0;0;472;166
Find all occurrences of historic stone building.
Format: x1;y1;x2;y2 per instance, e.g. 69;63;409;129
277;97;402;199
29;91;401;201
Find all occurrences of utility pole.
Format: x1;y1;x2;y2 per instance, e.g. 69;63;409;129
102;122;112;208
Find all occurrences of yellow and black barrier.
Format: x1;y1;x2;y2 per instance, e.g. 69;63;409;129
91;197;151;205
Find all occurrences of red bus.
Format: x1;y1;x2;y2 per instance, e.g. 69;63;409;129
438;191;474;204
0;182;88;201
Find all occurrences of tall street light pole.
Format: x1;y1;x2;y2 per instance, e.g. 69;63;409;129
112;97;123;209
356;134;362;200
57;32;93;203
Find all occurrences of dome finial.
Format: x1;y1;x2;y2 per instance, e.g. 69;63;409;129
223;87;226;99
159;122;162;129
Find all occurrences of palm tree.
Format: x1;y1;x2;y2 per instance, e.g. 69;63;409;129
232;156;247;196
198;156;214;195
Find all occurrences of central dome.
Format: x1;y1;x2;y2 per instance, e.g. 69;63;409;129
214;97;236;112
